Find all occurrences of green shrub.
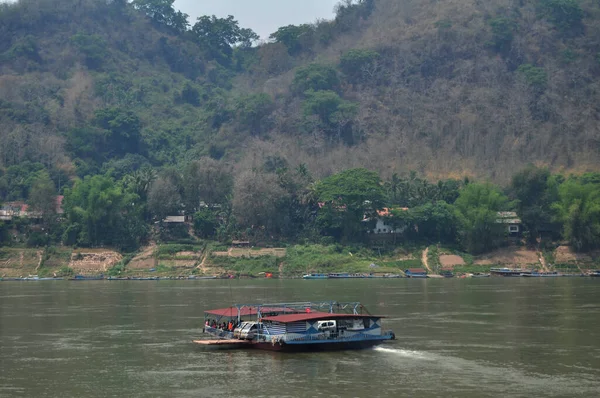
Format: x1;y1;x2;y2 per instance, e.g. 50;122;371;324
292;64;340;94
71;33;108;69
517;64;547;89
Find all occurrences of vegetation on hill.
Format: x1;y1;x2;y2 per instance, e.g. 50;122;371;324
0;0;599;257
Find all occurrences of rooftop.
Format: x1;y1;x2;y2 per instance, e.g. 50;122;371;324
261;312;382;323
204;306;300;317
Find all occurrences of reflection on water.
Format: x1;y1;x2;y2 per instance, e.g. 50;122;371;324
1;278;600;397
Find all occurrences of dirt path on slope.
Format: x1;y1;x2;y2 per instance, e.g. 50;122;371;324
35;250;43;272
422;247;432;273
538;252;549;272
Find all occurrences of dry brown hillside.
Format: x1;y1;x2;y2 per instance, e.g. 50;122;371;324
235;0;600;182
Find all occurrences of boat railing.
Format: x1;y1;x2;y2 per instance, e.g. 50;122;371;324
204;326;234;339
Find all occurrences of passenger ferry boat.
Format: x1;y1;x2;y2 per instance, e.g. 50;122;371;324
197;301;395;352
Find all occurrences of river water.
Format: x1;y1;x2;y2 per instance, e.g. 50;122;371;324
1;278;599;397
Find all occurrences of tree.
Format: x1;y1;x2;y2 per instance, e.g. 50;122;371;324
510;165;556;245
235;93;274;136
553;177;600;252
302;90;358;142
339;49;379;83
62;175;146;250
292;63;340;94
0;162;45;201
539;0;583;34
93;107;142;157
122;167;156;202
269;24;315;54
232;169;290;238
182;158;232;212
517;64;547;90
488;16;516;54
132;0;189;34
454;182;511;254
334;0;376;32
191;15;259;64
390;201;458;244
148;176;182;221
193;208;217;238
28;171;57;221
71;33;107;70
315;168;384;242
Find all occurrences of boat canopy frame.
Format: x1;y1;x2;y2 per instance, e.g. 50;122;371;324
204;301;370;323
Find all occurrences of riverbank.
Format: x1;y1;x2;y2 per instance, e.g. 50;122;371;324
1;243;598;279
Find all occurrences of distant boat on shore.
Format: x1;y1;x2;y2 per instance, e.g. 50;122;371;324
490;268;527;277
302;273;329;279
521;271;562;277
69;275;104;281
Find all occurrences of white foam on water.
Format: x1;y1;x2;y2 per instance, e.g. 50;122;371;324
373;346;435;361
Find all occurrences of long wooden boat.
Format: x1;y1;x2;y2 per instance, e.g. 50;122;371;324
302;273;328;279
490;268;527;277
521;272;562;277
196;301;395;352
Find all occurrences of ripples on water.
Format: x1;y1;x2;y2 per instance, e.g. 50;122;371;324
1;279;599;397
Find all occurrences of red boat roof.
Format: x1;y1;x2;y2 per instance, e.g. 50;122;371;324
261;312;383;323
204;307;299;317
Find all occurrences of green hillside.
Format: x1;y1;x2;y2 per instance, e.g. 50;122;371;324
1;0;600;254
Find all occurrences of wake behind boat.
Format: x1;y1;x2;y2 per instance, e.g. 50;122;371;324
195;301;395;352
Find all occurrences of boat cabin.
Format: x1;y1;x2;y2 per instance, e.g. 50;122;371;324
200;301;395;351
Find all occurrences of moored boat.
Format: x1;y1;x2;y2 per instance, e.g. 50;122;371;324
590;270;600;277
302;273;328;279
521;271;562;277
404;268;428;278
197;301;395;352
69;275;104;281
490;267;526;277
328;273;371;279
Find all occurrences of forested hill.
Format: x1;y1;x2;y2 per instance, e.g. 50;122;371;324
1;0;600;188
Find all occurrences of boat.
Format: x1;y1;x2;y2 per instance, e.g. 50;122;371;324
521;271;562;277
302;273;328;279
490;267;527;277
196;301;395;352
404;268;428;278
590;270;600;277
328;273;371;279
69;275;104;280
470;273;490;278
371;274;403;278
